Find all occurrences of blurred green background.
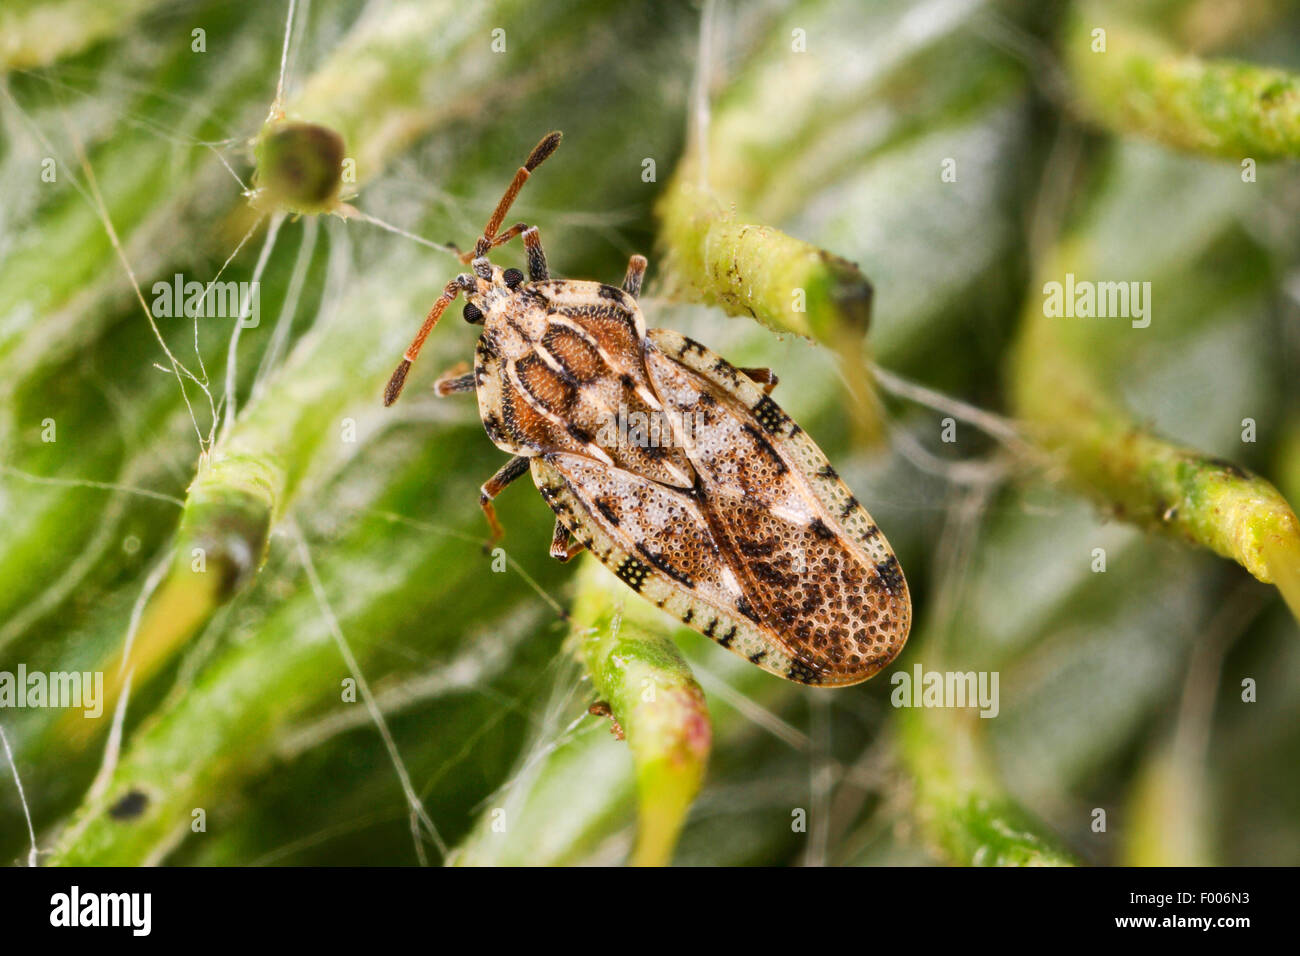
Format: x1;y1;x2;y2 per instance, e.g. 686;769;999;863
1;0;1298;866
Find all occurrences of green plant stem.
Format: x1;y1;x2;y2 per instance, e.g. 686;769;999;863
657;162;883;442
653;0;1025;440
1067;1;1300;159
448;635;796;866
45;424;543;865
68;454;280;740
1011;256;1300;607
898;704;1076;866
570;558;710;867
1122;746;1212;866
657;171;873;346
75;248;439;726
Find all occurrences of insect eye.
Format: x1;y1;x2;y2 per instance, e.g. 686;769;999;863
503;268;524;290
462;303;484;325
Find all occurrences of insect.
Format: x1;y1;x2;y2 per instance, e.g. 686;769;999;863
383;132;910;686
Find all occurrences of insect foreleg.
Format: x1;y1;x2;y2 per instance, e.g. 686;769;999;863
433;362;476;396
548;518;585;562
739;367;779;394
478;221;529;252
479;455;532;545
621;254;647;298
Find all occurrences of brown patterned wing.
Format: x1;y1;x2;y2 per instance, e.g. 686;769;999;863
642;329;911;686
530;453;819;680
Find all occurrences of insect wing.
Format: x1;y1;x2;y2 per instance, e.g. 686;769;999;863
642;329;911;686
530;453;803;677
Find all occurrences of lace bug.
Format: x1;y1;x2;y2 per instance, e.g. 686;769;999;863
383;132;910;686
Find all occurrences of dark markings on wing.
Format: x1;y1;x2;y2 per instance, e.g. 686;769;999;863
874;555;905;597
748;558;796;589
750;394;788;435
594;499;620;526
533;451;745;614
787;659;820;683
737;538;775;558
530;453;814;681
615;555;650;592
529;280;641;339
741;424;789;474
542;324;604;384
642;336;911;686
809;517;835;540
515;353;578;412
636;542;694;588
712;357;741;386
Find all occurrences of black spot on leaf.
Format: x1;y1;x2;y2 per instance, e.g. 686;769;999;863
109;790;149;821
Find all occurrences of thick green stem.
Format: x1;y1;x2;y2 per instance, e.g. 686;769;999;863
898;704;1076;866
1122;746;1213;866
653;0;1023;439
657;174;873;346
1011;252;1300;604
64;454;280;739
570;558;710;867
657;164;881;442
1067;1;1300;159
46;424;544;865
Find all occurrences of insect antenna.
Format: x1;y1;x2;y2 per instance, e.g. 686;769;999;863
462;131;562;262
383;276;466;406
384;133;561;406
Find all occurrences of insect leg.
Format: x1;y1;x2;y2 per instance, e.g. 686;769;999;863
434;361;476;396
588;701;624;740
621;254;647;298
548;518;586;562
739;367;779;394
480;222;529;251
384;275;470;406
479;455;532;545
